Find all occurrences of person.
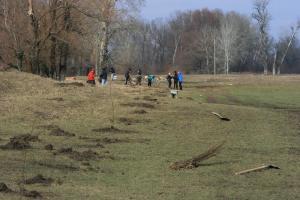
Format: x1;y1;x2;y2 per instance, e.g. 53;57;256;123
137;69;142;86
178;71;183;90
110;66;116;81
87;67;95;85
125;68;131;85
147;75;155;87
173;71;178;90
100;67;108;86
166;72;172;89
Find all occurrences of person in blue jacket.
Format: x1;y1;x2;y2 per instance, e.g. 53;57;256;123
178;71;183;90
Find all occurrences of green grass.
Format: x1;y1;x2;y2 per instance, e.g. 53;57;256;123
0;72;299;199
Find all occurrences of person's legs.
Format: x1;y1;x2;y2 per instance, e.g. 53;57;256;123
168;81;171;88
179;81;182;90
175;81;178;90
102;79;107;86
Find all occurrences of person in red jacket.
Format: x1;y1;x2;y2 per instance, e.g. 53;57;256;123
87;67;96;85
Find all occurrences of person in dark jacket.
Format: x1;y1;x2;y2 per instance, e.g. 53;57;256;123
173;71;178;90
137;69;142;85
166;72;172;89
125;68;131;85
100;67;108;86
110;66;116;81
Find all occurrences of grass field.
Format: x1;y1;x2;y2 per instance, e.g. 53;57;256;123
0;71;299;200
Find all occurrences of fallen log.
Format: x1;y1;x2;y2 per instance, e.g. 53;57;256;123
170;141;225;170
235;164;280;175
212;112;231;121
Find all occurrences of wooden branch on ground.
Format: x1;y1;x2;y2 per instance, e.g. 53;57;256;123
170;141;225;170
212;112;231;121
235;164;280;175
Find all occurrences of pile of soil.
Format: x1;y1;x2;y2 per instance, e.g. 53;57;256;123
0;183;12;193
0;134;38;150
36;161;79;171
56;148;102;161
21;189;42;198
55;82;84;87
132;110;148;114
23;174;54;185
92;127;132;134
49;128;75;137
120;102;155;109
44;144;54;151
100;137;130;144
143;96;158;102
47;97;64;102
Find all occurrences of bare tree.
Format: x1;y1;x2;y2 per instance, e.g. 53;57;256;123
277;21;300;74
252;0;271;75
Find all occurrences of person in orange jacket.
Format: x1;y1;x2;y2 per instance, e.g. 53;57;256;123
87;67;96;85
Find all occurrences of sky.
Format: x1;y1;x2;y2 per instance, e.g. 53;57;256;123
140;0;300;39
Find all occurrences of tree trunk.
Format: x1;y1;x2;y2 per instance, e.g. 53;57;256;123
213;38;216;75
272;51;277;76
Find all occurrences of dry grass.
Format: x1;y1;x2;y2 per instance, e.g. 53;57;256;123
0;71;300;200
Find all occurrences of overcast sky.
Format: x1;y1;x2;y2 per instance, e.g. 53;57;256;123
140;0;300;39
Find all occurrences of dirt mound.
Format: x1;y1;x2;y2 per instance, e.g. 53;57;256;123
0;135;37;150
56;148;102;161
55;82;84;87
143;96;158;102
100;137;130;144
23;174;54;185
49;128;75;137
132;110;148;114
92;127;132;134
118;117;150;125
120;102;155;109
47;97;64;101
35;161;79;171
44;144;54;151
0;183;12;193
21;189;42;198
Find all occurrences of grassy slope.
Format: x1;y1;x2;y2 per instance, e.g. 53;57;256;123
0;72;299;200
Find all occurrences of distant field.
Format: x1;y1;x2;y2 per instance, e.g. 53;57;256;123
0;72;299;200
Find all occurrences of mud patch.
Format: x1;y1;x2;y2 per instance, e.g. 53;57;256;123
100;137;130;144
49;128;75;137
0;183;12;193
55;82;84;87
120;102;155;109
23;174;54;185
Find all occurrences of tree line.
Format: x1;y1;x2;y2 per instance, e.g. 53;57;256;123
0;0;299;77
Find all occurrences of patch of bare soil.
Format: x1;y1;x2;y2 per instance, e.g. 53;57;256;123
0;134;39;150
23;174;54;185
49;128;75;137
34;111;58;120
55;148;104;161
100;138;130;144
120;102;155;109
55;82;84;87
0;183;12;193
132;109;148;114
193;85;222;89
186;97;194;101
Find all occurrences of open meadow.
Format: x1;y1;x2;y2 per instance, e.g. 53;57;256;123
0;71;299;200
